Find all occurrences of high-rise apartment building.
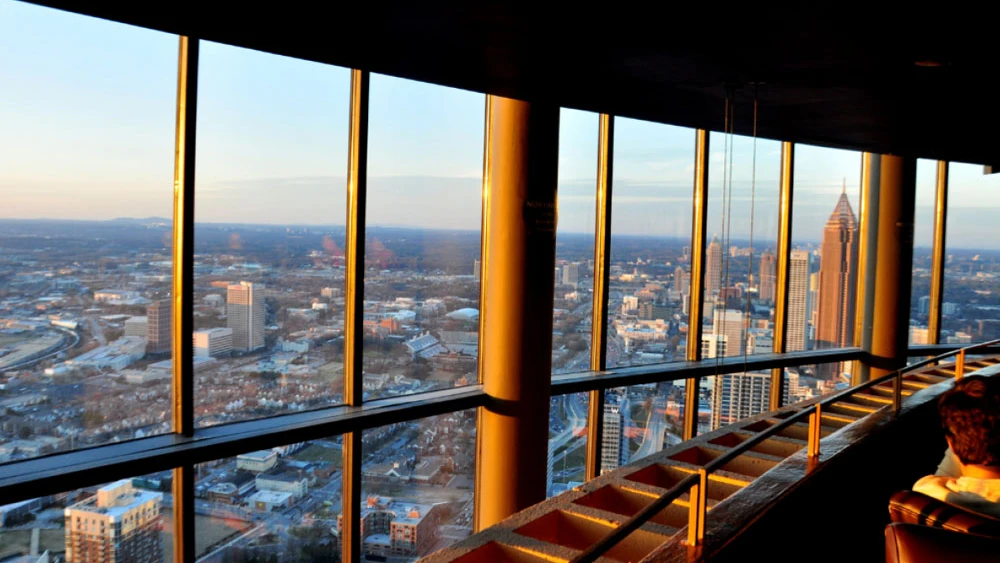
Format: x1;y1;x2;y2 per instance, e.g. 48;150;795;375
227;282;265;352
65;480;163;563
712;309;745;357
146;300;171;354
706;234;722;294
701;333;728;359
816;189;858;350
600;401;628;474
673;266;689;295
473;259;481;282
711;372;788;430
562;262;579;286
759;250;776;302
787;250;811;352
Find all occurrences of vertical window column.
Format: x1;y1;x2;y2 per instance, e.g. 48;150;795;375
770;142;794;409
684;129;709;439
928;161;949;344
475;96;559;529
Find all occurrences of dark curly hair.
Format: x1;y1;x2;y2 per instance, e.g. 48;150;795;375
939;375;1000;466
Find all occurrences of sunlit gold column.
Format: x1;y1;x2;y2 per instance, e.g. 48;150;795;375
869;155;917;380
585;114;613;480
341;69;369;563
170;36;198;563
683;129;709;440
928;161;949;344
770;142;794;410
475;96;559;529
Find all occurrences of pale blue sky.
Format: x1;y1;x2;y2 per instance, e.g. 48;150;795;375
2;1;999;247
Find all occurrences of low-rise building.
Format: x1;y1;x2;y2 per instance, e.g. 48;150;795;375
247;490;293;512
256;471;308;498
192;327;234;358
336;496;446;558
236;450;278;473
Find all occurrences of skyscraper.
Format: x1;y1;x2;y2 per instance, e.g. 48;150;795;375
562;263;579;286
600;401;628;474
146;300;171;354
673;266;689;294
712;309;745;357
65;479;164;563
787;250;811;352
473;259;481;282
759;250;776;302
816;188;858;350
711;372;789;430
228;281;265;352
706;234;722;294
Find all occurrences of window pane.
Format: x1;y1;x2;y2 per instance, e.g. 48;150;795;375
195;440;341;561
943;163;1000;344
552;110;598;375
702;134;781;361
910;160;938;345
548;392;589;497
0;472;173;561
0;3;176;460
360;410;476;560
363;75;484;400
193;43;350;426
790;145;862;385
601;383;685;472
782;362;851;406
606;120;695;368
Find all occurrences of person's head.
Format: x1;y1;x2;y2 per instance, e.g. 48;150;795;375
940;375;1000;468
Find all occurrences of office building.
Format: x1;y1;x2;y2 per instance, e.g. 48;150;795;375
337;497;445;558
473;259;481;282
192;327;234;358
919;295;931;315
124;316;147;338
706;234;722;294
600;401;628;474
227;281;265;352
64;480;163;563
759;250;776;302
910;326;930;345
816;188;859;350
562;262;579;286
701;333;728;359
787;250;811;352
236;449;279;472
713;309;745;357
673;265;690;294
146;300;171;354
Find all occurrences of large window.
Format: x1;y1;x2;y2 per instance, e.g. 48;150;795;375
193;42;350;427
0;3;176;460
360;410;476;561
548;392;590;497
606;120;695;369
362;75;484;400
552;110;599;376
790;145;862;387
909;160;938;345
942;164;1000;344
195;440;341;561
0;473;174;562
601;383;685;471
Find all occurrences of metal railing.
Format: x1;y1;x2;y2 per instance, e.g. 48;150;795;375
569;339;1000;563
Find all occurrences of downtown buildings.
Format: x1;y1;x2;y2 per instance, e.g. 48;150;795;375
64;480;163;563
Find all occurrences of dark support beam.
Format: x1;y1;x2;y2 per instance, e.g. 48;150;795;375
869;155;917;379
928;161;948;344
770;142;794;409
586;114;613;480
683;130;709;440
476;96;559;528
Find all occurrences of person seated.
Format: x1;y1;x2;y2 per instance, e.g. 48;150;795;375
914;375;1000;519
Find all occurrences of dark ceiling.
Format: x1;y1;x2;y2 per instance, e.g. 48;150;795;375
24;2;1000;165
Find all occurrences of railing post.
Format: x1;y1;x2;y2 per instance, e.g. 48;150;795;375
687;469;708;546
957;349;965;379
893;372;903;415
807;403;822;458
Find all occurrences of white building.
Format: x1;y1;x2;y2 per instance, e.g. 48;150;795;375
193;327;234;358
236;450;279;472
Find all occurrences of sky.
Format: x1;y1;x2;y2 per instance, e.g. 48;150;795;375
2;1;1000;247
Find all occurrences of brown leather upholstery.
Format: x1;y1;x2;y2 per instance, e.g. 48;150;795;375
888;490;1000;537
885;523;1000;563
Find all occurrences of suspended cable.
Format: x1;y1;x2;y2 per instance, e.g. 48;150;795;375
742;86;759;378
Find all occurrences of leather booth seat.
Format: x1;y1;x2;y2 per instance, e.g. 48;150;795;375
888;490;1000;536
885;523;1000;563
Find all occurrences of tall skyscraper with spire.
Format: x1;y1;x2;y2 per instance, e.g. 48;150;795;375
816;182;858;354
759;250;776;302
706;234;722;294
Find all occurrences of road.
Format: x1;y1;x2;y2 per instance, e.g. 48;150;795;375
633;396;668;461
